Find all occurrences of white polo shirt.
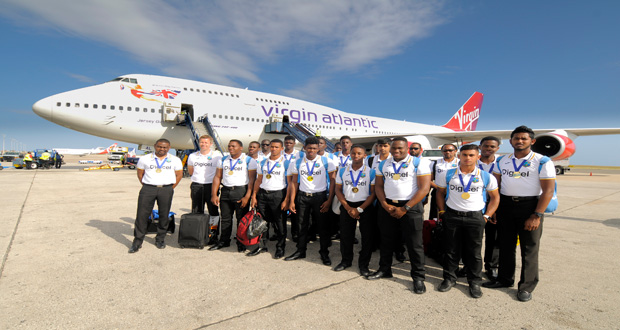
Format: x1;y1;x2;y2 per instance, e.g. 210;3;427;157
282;150;301;163
369;153;391;172
187;150;222;184
216;153;257;187
334;151;353;169
493;151;556;196
257;155;288;191
137;153;183;185
433;158;459;178
378;155;431;201
288;155;337;193
477;157;497;174
336;164;376;202
436;167;498;212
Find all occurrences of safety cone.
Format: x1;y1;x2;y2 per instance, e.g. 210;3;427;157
590;172;593;176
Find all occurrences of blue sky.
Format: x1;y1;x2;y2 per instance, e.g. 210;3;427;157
1;1;619;165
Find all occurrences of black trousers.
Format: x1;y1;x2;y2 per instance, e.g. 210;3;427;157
190;182;219;216
296;192;330;254
496;196;543;292
257;188;287;250
484;221;499;270
442;208;486;285
429;188;438;220
219;185;249;245
55;159;62;168
377;201;425;280
25;161;32;169
339;201;373;269
133;184;174;245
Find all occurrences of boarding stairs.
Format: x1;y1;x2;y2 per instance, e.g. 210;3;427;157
183;113;224;153
265;119;335;153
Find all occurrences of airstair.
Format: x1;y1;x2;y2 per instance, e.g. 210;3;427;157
264;118;336;153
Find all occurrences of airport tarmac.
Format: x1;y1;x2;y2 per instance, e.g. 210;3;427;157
1;162;619;329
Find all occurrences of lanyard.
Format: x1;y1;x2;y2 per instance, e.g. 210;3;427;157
458;170;476;193
479;162;495;173
266;159;279;176
229;157;241;171
305;159;317;177
392;155;410;175
284;153;293;162
339;155;350;167
512;158;529;172
154;157;167;170
349;165;365;187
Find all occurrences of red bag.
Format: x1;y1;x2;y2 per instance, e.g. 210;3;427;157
422;219;437;254
236;210;262;246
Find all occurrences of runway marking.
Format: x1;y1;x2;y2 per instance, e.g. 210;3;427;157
194;275;360;329
0;171;37;278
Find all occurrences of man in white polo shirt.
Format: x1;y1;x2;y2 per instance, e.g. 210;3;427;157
483;125;556;302
429;144;459;220
436;144;500;298
187;135;222;245
210;139;257;252
334;144;376;275
478;136;501;280
250;139;290;258
370;137;431;295
285;136;337;264
129;139;183;253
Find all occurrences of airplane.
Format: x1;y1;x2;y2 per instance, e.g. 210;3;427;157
53;143;118;156
31;74;620;164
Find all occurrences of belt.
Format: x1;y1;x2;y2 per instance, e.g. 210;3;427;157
300;190;326;197
446;207;481;217
144;184;173;188
387;199;409;205
260;188;286;194
501;195;538;202
222;185;247;190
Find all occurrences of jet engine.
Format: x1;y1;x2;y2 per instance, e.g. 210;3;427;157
532;130;576;160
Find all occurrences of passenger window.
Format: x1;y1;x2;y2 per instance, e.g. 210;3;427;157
75;103;80;108
66;102;70;107
209;91;212;94
190;88;194;91
119;106;123;110
110;105;115;110
226;93;229;96
219;115;222;118
128;107;132;111
56;102;61;107
251;118;255;122
151;109;155;113
102;105;106;109
93;104;98;109
84;104;89;108
235;116;239;120
143;108;147;112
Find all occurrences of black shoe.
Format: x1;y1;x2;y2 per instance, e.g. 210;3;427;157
486;268;498;281
284;250;306;261
517;290;532;302
366;270;393;280
353;237;359;244
207;237;219;246
155;241;166;249
269;234;278;241
208;242;230;251
482;280;512;289
331;233;340;240
469;284;483;299
438;279;456;292
309;235;318;242
413;280;426;294
359;268;372;277
237;244;246;253
321;254;332;266
247;247;267;256
274;249;285;259
128;245;141;253
395;251;406;262
456;267;468;277
333;262;350;272
292;235;299;243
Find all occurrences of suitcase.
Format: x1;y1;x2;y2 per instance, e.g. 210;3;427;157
423;219;445;262
178;213;209;249
422;219;436;255
147;210;176;234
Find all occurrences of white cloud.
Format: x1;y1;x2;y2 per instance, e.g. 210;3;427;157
2;0;448;96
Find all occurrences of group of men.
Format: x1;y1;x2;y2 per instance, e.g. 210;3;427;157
23;150;63;169
128;125;555;302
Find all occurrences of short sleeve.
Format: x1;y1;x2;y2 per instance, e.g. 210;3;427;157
288;161;298;175
486;174;498;191
327;159;337;173
137;156;147;170
336;169;343;185
539;159;556;180
417;158;432;176
435;171;447;188
370;169;376;185
187;153;195;166
173;157;183;171
248;158;258;171
216;158;223;169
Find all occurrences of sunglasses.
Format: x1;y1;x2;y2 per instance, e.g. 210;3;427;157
442;149;456;152
409;147;420;150
262;144;269;146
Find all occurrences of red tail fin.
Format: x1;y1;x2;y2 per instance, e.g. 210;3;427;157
98;143;118;154
442;92;484;132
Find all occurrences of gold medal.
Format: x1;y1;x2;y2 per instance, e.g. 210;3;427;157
307;176;314;181
265;174;272;179
156;168;162;173
513;172;521;179
461;192;471;200
228;170;234;175
393;174;401;180
352;187;359;193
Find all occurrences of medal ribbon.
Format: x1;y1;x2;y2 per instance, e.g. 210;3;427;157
511;157;528;173
479;162;495;173
305;159;317;178
229;157;241;172
391;156;410;175
458;169;476;193
284;153;293;162
349;165;365;188
266;159;279;176
154;156;167;170
339;155;350;167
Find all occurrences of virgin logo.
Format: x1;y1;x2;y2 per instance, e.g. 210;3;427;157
452;106;480;131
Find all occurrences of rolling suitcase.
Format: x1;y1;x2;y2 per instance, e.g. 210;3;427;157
178;213;209;249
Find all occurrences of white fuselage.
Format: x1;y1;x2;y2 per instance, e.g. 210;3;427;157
32;74;455;150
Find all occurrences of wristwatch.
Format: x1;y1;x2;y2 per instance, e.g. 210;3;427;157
483;215;491;221
534;212;544;218
357;207;364;213
404;205;412;211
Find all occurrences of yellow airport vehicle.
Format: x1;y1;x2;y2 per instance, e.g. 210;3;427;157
82;163;125;171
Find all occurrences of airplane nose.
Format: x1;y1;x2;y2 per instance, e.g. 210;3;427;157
32;97;53;121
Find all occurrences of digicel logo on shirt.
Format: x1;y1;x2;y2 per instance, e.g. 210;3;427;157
345;180;369;186
383;172;410;179
300;169;323;176
501;169;530;178
449;185;481;193
193;162;214;167
223;165;244;172
148;165;173;170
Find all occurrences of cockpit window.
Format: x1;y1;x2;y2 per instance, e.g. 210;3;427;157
121;78;130;82
109;77;123;82
108;77;139;84
130;78;138;84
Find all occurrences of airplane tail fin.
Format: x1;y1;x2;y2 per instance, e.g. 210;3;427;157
98;143;118;154
442;92;484;132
